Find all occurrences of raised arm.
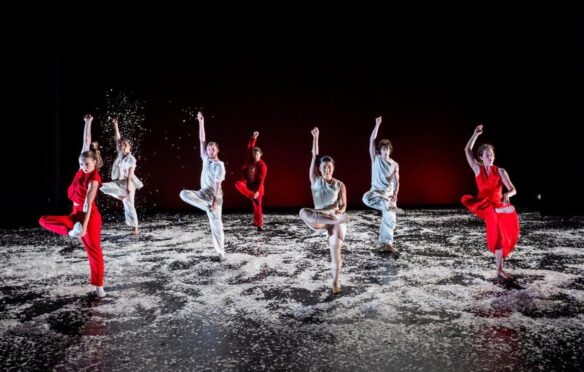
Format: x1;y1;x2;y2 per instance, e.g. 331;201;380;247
309;127;320;183
465;124;483;176
82;114;93;153
112;117;122;153
197;112;206;159
369;116;382;161
247;131;259;161
498;168;517;205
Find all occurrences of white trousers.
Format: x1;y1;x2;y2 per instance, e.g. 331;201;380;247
101;180;139;228
362;189;396;244
180;189;224;255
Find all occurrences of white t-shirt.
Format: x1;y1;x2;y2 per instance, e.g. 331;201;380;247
201;154;226;194
112;153;137;180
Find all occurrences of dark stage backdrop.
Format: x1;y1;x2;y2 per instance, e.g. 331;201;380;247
4;4;583;227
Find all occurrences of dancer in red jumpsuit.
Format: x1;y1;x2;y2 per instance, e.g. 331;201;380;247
235;131;267;231
39;114;107;297
462;124;520;280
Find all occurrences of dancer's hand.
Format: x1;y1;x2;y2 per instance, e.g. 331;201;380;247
84;114;93;123
253;131;259;138
80;226;88;238
112;117;119;126
390;194;398;203
210;202;217;211
253;191;259;199
126;186;131;195
474;124;483;135
197;111;204;122
311;127;319;137
375;116;382;126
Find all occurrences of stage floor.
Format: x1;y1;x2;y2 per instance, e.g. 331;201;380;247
1;209;583;370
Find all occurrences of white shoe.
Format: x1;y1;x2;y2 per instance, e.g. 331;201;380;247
95;286;106;298
218;252;226;261
68;222;82;238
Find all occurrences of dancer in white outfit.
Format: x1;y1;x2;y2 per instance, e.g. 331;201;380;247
300;127;348;294
100;117;143;235
179;112;226;260
362;116;400;253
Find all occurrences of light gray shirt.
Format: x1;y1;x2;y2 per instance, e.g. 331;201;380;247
311;176;342;210
371;155;397;193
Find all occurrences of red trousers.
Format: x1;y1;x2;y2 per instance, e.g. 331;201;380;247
235;180;263;227
39;205;104;286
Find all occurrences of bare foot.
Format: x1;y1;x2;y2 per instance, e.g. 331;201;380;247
133;228;140;235
383;243;399;253
498;270;512;280
332;280;342;294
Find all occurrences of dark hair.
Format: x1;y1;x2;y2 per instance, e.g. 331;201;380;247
319;155;335;164
120;137;133;147
80;141;104;169
476;143;495;162
207;141;220;150
253;146;262;155
377;139;393;154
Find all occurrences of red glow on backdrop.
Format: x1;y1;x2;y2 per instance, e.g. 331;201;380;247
141;104;475;210
6;5;582;230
